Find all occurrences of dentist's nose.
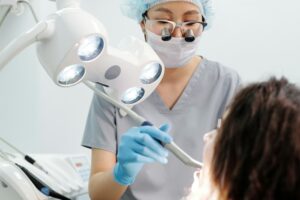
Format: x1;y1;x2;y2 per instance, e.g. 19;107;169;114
172;26;183;38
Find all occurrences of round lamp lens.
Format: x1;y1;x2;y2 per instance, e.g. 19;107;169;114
122;87;145;104
140;63;162;84
78;35;104;61
57;64;85;86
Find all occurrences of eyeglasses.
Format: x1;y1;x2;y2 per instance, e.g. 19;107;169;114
144;16;207;37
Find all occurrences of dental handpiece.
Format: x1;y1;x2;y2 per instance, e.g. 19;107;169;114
141;121;203;168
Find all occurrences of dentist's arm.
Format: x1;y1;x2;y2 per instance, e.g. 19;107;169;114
89;149;126;200
88;125;172;200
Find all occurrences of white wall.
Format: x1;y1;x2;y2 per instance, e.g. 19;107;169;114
0;0;299;156
201;0;300;84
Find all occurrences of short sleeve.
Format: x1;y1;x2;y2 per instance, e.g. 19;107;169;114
81;89;117;154
215;64;242;118
223;69;242;108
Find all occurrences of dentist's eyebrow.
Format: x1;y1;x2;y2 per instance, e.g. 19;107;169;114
153;8;173;15
183;10;200;16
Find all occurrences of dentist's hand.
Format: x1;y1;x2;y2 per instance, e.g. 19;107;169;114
113;124;172;185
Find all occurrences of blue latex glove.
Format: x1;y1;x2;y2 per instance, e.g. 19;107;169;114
113;124;172;185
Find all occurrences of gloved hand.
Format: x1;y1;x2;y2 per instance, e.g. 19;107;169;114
113;124;172;185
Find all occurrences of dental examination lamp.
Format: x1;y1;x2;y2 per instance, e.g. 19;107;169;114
0;0;202;170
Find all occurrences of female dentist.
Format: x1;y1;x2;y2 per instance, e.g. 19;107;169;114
82;0;241;199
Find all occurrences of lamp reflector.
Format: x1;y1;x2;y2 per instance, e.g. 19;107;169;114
121;87;145;104
140;63;162;84
78;35;104;61
57;64;85;86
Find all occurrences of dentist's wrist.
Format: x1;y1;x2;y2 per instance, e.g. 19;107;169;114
113;163;135;186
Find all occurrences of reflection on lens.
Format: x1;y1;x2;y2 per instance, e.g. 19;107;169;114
57;64;85;86
140;63;162;84
78;35;104;61
122;87;145;104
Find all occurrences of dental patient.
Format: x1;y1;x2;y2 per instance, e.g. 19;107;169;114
185;77;300;200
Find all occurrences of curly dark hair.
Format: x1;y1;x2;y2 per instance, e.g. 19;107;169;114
211;77;300;200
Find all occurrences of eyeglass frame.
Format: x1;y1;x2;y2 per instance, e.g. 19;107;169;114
142;13;207;35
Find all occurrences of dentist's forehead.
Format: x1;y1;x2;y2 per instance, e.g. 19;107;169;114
149;2;202;16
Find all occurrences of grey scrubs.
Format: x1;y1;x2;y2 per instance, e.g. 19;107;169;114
82;58;241;200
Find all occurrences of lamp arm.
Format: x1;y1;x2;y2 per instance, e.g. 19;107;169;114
0;21;49;71
56;0;80;10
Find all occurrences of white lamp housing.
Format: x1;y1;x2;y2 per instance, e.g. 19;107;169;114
37;7;164;105
88;37;164;106
0;1;164;106
36;7;108;87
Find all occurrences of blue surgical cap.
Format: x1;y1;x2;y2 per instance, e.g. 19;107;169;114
120;0;214;29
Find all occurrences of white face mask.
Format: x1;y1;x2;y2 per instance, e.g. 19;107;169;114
145;29;201;68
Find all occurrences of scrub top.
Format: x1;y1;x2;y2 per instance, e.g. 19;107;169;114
82;58;241;200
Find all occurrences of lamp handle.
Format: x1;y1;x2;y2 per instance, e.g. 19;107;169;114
0;21;48;71
84;81;146;124
84;81;203;168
